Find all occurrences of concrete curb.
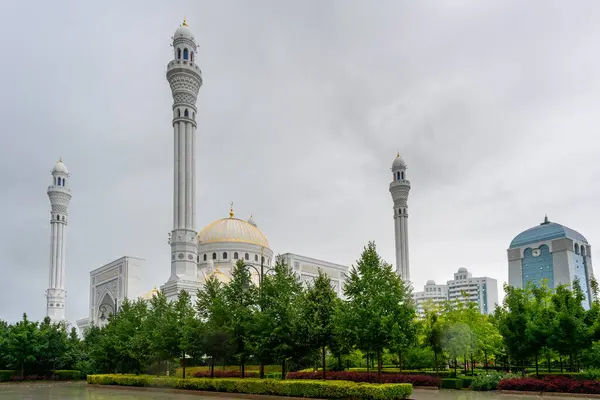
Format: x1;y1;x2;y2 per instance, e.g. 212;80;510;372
500;390;600;398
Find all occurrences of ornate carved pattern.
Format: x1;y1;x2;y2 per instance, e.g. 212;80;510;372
188;254;194;260
169;75;200;95
300;274;315;286
173;92;196;104
331;280;340;293
94;278;118;308
178;253;184;259
51;204;68;213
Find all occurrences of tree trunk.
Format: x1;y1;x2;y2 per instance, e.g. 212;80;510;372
377;348;382;383
454;358;458;376
281;359;286;380
484;350;488;372
471;353;474;375
547;352;551;373
560;356;563;373
241;357;245;379
157;359;160;377
464;354;467;375
399;351;404;371
322;346;327;380
366;353;370;372
182;355;186;379
535;353;539;377
338;354;342;371
20;363;24;380
433;350;438;377
521;359;525;377
260;362;264;379
210;357;215;379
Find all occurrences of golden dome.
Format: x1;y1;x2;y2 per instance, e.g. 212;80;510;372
198;217;269;247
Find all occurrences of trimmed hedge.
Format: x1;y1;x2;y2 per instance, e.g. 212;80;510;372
441;378;463;390
458;376;473;388
347;368;452;378
287;371;440;387
87;375;413;399
499;376;600;394
526;372;583;379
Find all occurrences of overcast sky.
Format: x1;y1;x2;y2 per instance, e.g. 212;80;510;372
1;0;600;323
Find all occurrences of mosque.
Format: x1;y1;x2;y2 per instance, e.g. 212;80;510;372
34;20;414;330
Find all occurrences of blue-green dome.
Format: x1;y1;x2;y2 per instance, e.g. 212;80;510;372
510;217;588;249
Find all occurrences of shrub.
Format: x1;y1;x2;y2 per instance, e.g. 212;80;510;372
583;369;600;381
286;371;440;387
526;372;583;379
193;370;258;378
0;371;16;382
441;378;463;390
471;372;519;391
497;376;600;394
458;376;473;388
87;375;413;399
52;370;83;380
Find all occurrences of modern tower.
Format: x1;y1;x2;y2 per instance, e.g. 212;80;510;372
389;153;411;282
161;18;204;301
46;159;72;322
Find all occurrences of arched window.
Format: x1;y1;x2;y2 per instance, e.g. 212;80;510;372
177;48;181;59
183;48;189;60
203;254;207;261
234;252;238;260
575;244;580;255
261;256;265;264
53;177;56;185
62;216;65;221
582;246;587;257
223;252;228;260
245;253;249;260
63;179;66;186
56;215;60;220
57;177;61;185
401;171;405;180
212;253;217;260
184;109;189;117
191;52;194;62
192;112;195;120
254;255;258;262
177;109;181;117
396;172;400;181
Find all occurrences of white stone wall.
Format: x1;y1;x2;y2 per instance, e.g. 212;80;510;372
279;253;348;298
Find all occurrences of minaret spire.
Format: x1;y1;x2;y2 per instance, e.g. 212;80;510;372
389;151;411;282
46;159;72;322
161;20;204;302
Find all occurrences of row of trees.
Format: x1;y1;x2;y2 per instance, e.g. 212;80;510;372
4;241;600;380
81;242;416;381
0;315;83;376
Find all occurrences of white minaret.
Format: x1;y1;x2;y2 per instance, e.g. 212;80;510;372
389;152;411;282
46;158;72;321
161;18;203;301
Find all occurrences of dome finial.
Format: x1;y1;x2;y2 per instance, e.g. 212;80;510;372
541;214;550;225
59;157;62;163
229;201;234;218
183;16;188;27
396;150;400;158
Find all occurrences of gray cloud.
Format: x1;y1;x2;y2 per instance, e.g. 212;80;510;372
1;0;600;322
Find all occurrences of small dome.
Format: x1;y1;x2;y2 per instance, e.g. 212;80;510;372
174;19;194;41
52;159;68;174
426;280;436;285
510;217;588;248
458;267;468;273
392;153;406;170
248;214;257;227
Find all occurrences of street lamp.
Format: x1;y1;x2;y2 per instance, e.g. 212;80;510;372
98;300;118;322
241;246;273;287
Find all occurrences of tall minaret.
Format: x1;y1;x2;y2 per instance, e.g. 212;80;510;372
161;18;203;301
389;152;411;282
46;159;72;322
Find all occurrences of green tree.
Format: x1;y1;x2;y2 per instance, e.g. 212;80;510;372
344;241;416;382
6;313;40;377
301;269;337;379
422;308;443;375
224;260;257;378
38;317;68;372
328;298;353;371
255;256;305;379
174;290;196;379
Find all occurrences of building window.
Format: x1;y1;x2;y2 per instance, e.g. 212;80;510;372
177;109;181;117
57;177;61;185
203;254;207;261
183;48;189;60
254;255;258;262
223;252;228;260
53;177;56;185
234;252;238;260
396;171;400;181
212;253;216;260
401;171;405;179
190;52;194;62
184;109;189;117
575;243;580;255
177;48;181;59
582;246;587;256
245;253;249;260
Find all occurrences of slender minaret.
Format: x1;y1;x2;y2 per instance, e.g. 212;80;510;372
162;18;203;300
389;152;411;282
46;158;72;321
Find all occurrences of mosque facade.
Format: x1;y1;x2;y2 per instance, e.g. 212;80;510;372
507;216;594;309
74;20;353;331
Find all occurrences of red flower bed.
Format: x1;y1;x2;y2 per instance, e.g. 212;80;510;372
193;370;258;378
286;371;440;387
499;376;600;395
